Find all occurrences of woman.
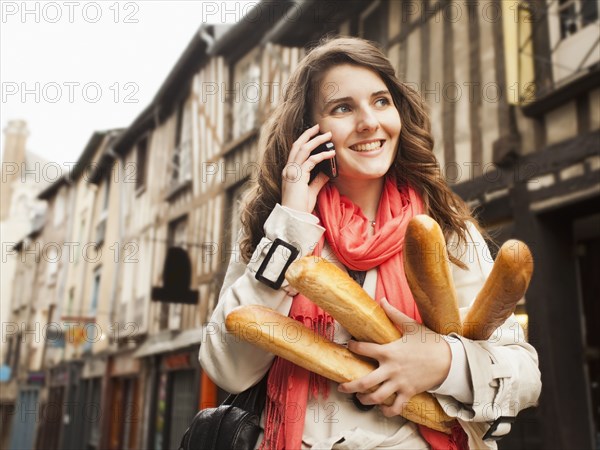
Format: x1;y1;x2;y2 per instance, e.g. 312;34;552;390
200;36;541;449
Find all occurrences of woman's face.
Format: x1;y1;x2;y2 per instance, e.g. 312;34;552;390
311;64;401;183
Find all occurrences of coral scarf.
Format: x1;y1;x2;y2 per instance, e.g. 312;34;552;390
260;177;467;450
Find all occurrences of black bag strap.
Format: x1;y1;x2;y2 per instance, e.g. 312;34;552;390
228;371;269;415
178;373;269;450
207;375;267;449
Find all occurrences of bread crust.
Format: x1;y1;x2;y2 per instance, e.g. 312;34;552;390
285;257;402;344
225;305;455;433
462;239;534;340
284;254;458;432
404;215;463;335
226;304;375;382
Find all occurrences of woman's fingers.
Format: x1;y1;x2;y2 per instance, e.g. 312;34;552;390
281;124;334;212
283;147;335;184
283;126;333;182
337;301;454;411
338;366;388;395
296;131;333;159
338;340;391;392
347;339;384;359
381;298;418;334
379;390;413;417
355;381;398;406
305;149;335;177
291;131;333;165
287;124;320;162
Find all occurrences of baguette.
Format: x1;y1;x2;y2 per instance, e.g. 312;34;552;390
285;257;402;344
285;255;455;432
404;215;463;335
226;304;375;383
463;239;534;340
225;305;455;433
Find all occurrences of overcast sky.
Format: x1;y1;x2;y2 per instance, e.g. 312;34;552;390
1;1;257;166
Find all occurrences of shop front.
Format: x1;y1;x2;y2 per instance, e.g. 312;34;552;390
102;350;142;450
35;365;66;450
73;356;107;450
151;348;200;450
134;328;212;450
9;372;44;450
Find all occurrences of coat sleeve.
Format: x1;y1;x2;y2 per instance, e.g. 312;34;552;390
433;222;541;445
198;204;325;394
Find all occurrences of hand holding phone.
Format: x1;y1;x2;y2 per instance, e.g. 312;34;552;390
282;124;336;213
307;130;338;183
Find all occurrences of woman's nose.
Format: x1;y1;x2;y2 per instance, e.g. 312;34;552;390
356;107;379;132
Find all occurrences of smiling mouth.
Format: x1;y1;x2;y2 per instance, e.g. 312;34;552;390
349;140;385;152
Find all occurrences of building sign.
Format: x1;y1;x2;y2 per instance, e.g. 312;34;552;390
163;353;191;371
27;371;45;385
111;353;140;377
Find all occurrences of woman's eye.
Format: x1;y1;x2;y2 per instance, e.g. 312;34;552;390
375;97;391;107
332;104;351;113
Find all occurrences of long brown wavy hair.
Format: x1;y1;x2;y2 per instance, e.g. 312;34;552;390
240;36;480;267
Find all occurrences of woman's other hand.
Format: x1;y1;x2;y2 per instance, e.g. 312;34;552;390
281;124;335;213
338;298;452;417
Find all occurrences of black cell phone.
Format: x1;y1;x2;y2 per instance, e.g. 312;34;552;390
306;129;338;182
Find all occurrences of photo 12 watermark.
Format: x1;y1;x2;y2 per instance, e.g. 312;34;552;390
2;240;139;264
1;160;143;185
400;0;536;24
1;1;140;24
2;82;139;104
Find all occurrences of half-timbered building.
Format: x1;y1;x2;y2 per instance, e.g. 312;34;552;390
5;1;598;449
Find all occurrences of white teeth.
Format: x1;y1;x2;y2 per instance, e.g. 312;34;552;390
351;141;382;152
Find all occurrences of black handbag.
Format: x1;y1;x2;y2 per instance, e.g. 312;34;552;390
179;374;269;450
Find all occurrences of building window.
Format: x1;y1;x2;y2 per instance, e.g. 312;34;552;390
96;173;110;247
102;173;111;211
135;135;148;192
168;216;187;248
82;267;101;353
581;0;600;26
53;192;65;227
90;267;101;316
96;213;107;247
233;50;261;139
549;0;600;85
558;0;599;39
170;102;191;188
46;246;59;285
